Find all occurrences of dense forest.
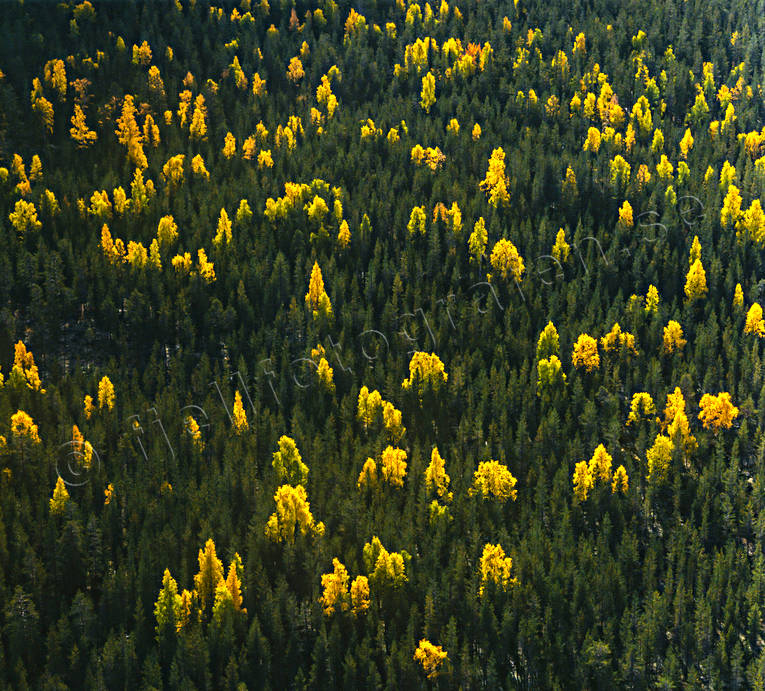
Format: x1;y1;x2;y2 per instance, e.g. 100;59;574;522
1;0;764;687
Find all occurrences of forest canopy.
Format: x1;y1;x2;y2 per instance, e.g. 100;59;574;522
0;0;764;688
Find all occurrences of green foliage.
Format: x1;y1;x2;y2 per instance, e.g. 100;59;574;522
272;435;309;486
0;1;763;687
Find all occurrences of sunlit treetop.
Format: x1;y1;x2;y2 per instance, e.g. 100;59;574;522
414;639;449;680
401;352;448;397
479;147;510;207
469;460;518;502
572;334;599;372
490;238;525;283
745;303;765;337
479;543;518;597
698;392;739;432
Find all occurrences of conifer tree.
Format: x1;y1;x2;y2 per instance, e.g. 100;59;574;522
154;569;182;639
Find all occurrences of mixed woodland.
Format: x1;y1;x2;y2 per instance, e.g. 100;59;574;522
1;0;765;687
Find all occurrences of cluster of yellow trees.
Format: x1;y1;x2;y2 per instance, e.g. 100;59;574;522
154;539;245;637
575;387;740;498
0;343;45;472
9;17;764;305
0;341;118;515
401;351;448;398
265;179;350;250
319;536;410;618
573;445;629;501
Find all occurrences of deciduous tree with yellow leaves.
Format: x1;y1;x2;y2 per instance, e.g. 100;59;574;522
745;303;765;336
357;386;383;429
414;639;449;680
213;208;232;248
49;477;70;515
305;261;332;320
573;461;594;501
424;447;452;502
70;104;97;147
588;444;613;484
537;356;566;397
684;259;707;302
154;568;182;639
9;200;42;234
10;342;44;392
662;320;687;354
420;71;436;112
647;434;673;484
319;558;350;616
469;460;518;502
380;446;407;488
231;391;248;433
468;217;487;262
357;458;377;490
600;323;638;356
350;576;370;614
479;543;517;596
627;392;656;425
572;334;600;372
115;95;147;169
612;466;629;494
272;435;308;486
189;94;208;140
401;352;448;398
479;148;510;207
98;376;115;411
265;485;324;544
362;536;410;588
490;238;525;283
698;392;739;431
194;538;224;613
